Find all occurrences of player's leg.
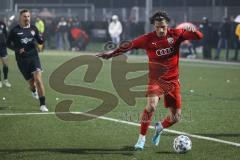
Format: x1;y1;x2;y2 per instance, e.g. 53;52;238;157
0;48;11;87
162;107;181;128
134;95;159;150
1;56;11;87
33;70;48;112
152;107;181;146
16;58;38;99
28;56;48;111
33;71;45;96
152;80;181;146
28;78;39;99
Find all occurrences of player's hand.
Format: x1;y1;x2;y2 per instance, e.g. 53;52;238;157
96;51;114;59
19;48;25;54
183;25;196;32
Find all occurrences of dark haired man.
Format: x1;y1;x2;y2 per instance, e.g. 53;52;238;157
7;9;48;112
97;11;203;150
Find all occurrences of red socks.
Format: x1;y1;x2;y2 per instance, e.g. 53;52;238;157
161;115;175;128
140;109;177;135
140;108;154;135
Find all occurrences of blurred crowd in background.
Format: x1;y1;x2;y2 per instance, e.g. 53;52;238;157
1;11;240;61
2;14;90;52
180;15;240;61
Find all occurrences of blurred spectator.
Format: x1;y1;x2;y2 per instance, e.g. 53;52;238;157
44;18;55;49
56;17;70;50
125;16;139;54
70;27;89;51
67;17;74;50
125;16;140;40
180;40;196;59
215;17;231;60
236;23;240;39
235;23;240;60
8;16;18;30
199;17;212;59
108;15;122;44
73;17;81;28
35;17;45;34
230;16;239;61
68;17;89;51
35;17;45;52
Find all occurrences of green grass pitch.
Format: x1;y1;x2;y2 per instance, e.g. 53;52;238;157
0;50;240;160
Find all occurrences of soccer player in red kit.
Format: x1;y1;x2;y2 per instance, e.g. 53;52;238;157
97;11;203;150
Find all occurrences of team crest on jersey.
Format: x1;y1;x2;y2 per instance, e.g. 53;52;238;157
167;37;174;45
31;30;35;36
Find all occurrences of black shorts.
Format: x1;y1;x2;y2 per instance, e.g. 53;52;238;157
0;47;7;58
17;56;42;81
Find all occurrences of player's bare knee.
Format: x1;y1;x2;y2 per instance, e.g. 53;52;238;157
146;103;157;112
34;77;42;86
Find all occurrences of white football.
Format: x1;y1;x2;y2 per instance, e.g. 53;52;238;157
173;135;192;153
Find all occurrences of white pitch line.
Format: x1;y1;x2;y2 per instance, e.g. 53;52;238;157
180;58;240;66
0;111;240;147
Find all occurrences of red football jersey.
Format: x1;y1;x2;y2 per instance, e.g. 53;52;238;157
126;28;203;81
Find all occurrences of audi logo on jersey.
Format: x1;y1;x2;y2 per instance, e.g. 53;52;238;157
155;47;174;56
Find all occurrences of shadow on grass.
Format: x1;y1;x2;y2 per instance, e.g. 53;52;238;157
0;146;135;156
155;151;176;154
0;107;9;110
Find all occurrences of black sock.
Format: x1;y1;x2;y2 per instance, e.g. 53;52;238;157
3;65;8;80
39;96;45;106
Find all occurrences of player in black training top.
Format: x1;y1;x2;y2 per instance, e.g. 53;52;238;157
7;9;48;112
0;20;11;88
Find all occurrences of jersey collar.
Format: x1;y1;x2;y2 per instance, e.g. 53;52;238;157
19;24;30;29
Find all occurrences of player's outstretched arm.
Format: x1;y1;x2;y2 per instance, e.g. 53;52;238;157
96;48;125;60
96;34;147;59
